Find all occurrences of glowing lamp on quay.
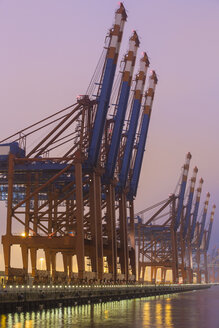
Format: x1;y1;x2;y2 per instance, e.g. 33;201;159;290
39;257;45;270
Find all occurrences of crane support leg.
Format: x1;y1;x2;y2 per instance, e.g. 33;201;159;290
6;154;14;236
95;172;103;281
48;192;53;234
180;235;186;283
142;266;146;281
137;225;141;281
151;267;157;282
106;184;117;281
204;252;208;283
30;248;37;279
62;253;68;281
25;174;31;235
68;255;73;282
161;268;166;283
21;245;28;281
45;249;51;276
119;192;129;281
51;252;56;282
197;250;201;283
129;200;136;276
3;242;11;278
75;158;85;281
187;243;193;283
33;173;39;235
89;172;99;279
2;154;14;281
171;228;178;283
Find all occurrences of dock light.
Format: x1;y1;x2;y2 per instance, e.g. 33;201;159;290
39;257;44;270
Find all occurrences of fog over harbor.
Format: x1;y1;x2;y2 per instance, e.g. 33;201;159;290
0;0;219;271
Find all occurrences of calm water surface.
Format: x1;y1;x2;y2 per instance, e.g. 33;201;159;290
1;286;219;328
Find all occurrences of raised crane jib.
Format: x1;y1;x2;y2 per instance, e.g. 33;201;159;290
104;31;140;183
198;192;210;247
205;204;216;251
87;3;127;168
182;166;198;238
174;152;192;231
128;70;158;200
118;53;149;191
190;178;203;241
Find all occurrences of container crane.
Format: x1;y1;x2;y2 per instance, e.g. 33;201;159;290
104;31;139;182
190;178;204;241
178;166;198;283
128;70;158;200
88;3;127;168
192;193;210;283
127;70;157;277
118;52;150;190
206;204;216;251
115;53;149;280
201;204;215;283
101;31;139;282
182;166;198;238
198;192;210;247
174;152;192;231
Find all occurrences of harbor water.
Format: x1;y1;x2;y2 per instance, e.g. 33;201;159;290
0;286;219;328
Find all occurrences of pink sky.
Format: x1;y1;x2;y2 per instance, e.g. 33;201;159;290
0;0;219;269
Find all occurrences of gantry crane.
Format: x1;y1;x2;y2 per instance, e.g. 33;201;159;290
136;152;215;284
0;3;158;285
208;247;219;283
192;202;215;283
137;153;192;283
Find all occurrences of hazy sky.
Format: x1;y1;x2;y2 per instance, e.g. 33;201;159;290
0;0;219;269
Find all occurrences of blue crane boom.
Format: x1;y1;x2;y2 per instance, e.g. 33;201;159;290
183;166;198;238
104;31;139;183
128;70;158;199
118;53;149;190
190;178;203;241
88;3;127;168
198;192;210;247
174;152;192;231
206;204;216;251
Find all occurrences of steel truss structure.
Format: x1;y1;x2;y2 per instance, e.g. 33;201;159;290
0;4;215;286
0;4;158;285
208;247;219;283
137;153;216;284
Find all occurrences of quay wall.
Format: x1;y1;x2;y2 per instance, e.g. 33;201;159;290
0;283;212;314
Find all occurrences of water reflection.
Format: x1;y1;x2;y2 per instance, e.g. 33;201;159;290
155;302;163;327
1;288;219;328
143;301;150;326
165;300;172;327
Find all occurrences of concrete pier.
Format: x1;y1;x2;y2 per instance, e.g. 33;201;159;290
0;283;212;314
